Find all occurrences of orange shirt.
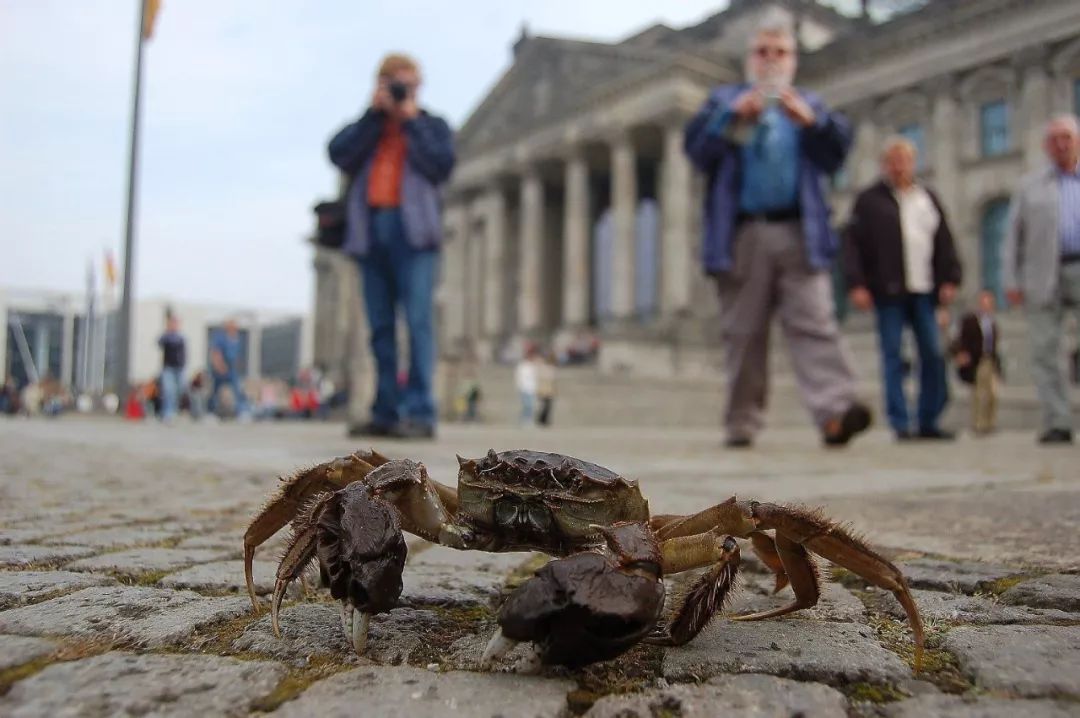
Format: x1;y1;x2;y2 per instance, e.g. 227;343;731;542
367;119;407;208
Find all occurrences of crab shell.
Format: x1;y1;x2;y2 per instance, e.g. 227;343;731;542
455;449;650;554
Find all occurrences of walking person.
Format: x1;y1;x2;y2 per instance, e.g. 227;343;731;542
536;351;557;427
208;319;249;419
845;137;962;441
952;291;1002;436
515;344;539;427
329;53;454;441
1003;114;1080;445
157;314;186;423
684;16;871;448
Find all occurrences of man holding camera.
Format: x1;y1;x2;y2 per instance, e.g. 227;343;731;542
684;18;870;448
328;53;455;440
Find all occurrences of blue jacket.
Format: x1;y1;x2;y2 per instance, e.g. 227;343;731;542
328;109;455;258
684;85;852;274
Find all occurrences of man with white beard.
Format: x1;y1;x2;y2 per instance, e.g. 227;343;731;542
684;15;870;449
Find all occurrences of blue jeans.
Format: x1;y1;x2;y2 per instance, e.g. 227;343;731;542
160;367;183;420
209;373;248;417
358;208;439;428
874;293;948;433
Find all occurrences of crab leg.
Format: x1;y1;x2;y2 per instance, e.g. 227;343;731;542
270;492;336;637
646;531;741;647
731;531;819;620
244;450;387;612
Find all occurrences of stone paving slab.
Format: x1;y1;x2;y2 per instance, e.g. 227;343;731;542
0;571;115;609
269;664;575;717
1002;575;1080;612
64;547;232;576
159;559;280;595
401;567;506;607
174;531;243;551
0;635;57;671
584;674;848;717
0;586;249;647
943;625;1080;698
40;524;188;548
0;545;99;568
876;588;1080;625
898;559;1027;594
883;694;1080;717
234;602;441;666
407;543;536;573
662;620;910;686
0;651;287;717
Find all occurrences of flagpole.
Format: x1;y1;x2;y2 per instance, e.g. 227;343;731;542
113;0;149;394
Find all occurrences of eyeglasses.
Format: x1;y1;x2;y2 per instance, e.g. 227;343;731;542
753;46;791;59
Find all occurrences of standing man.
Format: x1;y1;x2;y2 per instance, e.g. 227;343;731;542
208;318;248;419
329;53;454;440
1003;114;1080;445
952;291;1002;436
157;313;186;423
684;18;870;448
845;137;962;441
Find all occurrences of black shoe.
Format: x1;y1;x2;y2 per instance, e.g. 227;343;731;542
347;421;397;438
393;421;436;440
725;436;753;449
917;427;955;441
1038;428;1074;445
823;402;872;447
895;429;914;441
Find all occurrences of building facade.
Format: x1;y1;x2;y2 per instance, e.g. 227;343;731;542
314;0;1080;383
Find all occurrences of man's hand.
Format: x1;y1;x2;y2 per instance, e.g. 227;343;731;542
955;351;971;368
731;88;765;124
396;96;420;121
371;84;391;112
848;286;873;312
938;282;958;306
1007;288;1024;307
779;87;816;127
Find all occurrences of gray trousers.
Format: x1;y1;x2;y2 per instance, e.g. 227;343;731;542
1028;261;1080;432
717;220;858;438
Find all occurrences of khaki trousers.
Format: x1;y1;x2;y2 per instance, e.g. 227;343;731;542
717;220;859;439
971;357;998;434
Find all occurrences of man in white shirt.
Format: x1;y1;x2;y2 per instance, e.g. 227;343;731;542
844;137;963;440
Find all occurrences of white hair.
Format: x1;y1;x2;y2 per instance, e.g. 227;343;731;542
1046;114;1080;136
748;8;797;51
881;135;918;159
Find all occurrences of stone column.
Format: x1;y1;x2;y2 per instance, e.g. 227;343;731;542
562;150;591;327
611;132;637;319
441;204;470;349
60;304;75;387
850;100;880;189
482;185;507;338
927;75;973;297
518;169;544;332
661;122;693;316
247;320;262;380
1016;49;1051;172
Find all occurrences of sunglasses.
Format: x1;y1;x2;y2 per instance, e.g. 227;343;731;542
753;46;792;59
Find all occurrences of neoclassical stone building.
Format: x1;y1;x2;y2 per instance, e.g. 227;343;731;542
314;0;1080;391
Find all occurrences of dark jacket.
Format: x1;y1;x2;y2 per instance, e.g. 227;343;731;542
844;180;962;300
684;84;853;274
328;109;455;258
951;312;1002;385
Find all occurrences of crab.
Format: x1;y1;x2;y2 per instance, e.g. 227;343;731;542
243;449;924;670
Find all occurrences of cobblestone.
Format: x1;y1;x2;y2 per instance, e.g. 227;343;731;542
1001;574;1080;612
883;694;1080;717
40;524;188;548
64;547;232;576
897;558;1027;594
0;635;57;672
0;545;99;568
159;559;280;594
0;585;249;647
584;674;849;717
944;625;1080;698
0;571;115;609
0;651;286;717
876;587;1080;625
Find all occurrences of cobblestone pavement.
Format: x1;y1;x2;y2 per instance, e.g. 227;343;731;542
0;416;1077;717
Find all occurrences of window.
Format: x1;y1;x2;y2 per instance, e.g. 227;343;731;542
898;123;928;171
980;100;1010;158
981;199;1010;307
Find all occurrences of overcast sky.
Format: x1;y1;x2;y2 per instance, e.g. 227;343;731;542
1;1;857;313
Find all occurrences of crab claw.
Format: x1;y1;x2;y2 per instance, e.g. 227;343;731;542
271;579;287;638
480;628;518;669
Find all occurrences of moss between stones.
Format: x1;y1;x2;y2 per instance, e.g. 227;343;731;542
842;681;907;704
502;553;551;592
981;575;1028;596
0;638;113;696
0;657;54;696
249;655;348;713
410;604;498;667
865;614;971;694
115;569;171;587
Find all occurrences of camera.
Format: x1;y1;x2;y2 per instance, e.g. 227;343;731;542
388;81;409;103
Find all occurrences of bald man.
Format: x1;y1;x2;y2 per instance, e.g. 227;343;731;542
1003;114;1080;445
844;137;962;441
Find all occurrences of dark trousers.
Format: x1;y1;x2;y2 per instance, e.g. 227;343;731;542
874;293;947;433
358;208;439;428
537;397;553;426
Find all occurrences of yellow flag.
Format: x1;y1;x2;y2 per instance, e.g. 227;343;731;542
143;0;162;40
105;250;117;288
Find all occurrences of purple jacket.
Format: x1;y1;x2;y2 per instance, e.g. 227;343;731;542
684;84;852;274
328;109;455;258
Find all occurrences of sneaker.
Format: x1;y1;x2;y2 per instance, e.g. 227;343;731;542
823;402;872;447
725;436;753;449
1038;428;1074;445
393;421;436;440
347;421;398;438
917;427;955;441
